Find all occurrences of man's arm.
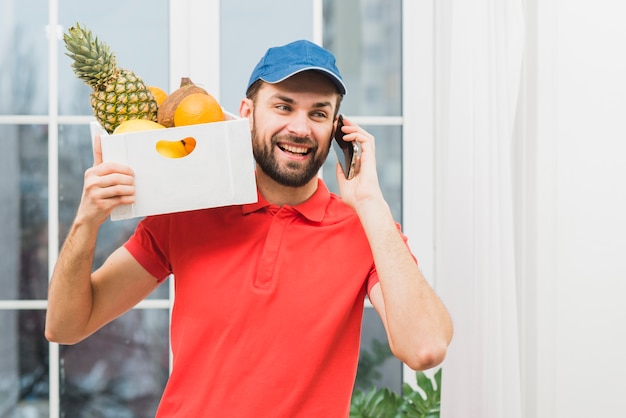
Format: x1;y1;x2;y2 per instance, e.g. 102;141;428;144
336;118;453;371
359;203;452;371
45;136;159;344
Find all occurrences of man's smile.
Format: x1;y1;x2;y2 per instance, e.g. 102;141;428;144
277;142;312;157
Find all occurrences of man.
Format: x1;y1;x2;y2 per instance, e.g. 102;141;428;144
46;40;453;417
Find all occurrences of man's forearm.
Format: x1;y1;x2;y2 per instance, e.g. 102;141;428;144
45;220;99;344
356;198;453;370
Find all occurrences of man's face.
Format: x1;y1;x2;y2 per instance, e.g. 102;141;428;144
245;72;339;188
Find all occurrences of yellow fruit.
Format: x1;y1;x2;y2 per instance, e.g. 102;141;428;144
174;93;224;127
113;119;166;134
156;138;196;159
157;77;210;127
149;86;168;107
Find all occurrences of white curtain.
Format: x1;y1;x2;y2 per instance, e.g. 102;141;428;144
435;0;525;416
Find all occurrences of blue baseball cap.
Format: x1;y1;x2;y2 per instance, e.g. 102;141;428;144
247;40;347;95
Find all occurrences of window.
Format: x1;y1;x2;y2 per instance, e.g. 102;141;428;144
321;0;405;393
0;0;415;415
220;0;405;393
0;1;170;415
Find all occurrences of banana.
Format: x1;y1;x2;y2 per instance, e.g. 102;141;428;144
156;137;196;159
112;118;197;159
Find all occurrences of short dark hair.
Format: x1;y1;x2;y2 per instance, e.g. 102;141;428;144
245;79;264;101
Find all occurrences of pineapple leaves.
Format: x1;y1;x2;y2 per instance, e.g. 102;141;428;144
63;23;116;87
62;22;158;133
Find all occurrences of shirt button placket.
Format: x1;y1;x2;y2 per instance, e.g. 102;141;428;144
254;207;293;292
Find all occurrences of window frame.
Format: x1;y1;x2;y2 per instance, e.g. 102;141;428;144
0;0;434;414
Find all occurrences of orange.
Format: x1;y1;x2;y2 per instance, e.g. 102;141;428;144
181;137;196;154
173;93;225;126
149;86;168;107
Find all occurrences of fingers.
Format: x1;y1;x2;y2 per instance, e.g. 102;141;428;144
90;135;134;186
81;162;135;219
338;117;375;150
85;163;134;195
86;169;134;191
81;135;135;224
338;118;375;170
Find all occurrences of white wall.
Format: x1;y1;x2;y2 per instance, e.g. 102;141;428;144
555;0;626;415
520;0;626;416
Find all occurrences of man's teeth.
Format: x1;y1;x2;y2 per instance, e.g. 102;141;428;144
280;144;309;155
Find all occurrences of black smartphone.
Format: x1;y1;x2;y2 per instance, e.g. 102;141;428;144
332;115;358;179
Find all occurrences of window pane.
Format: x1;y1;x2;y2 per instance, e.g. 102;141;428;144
58;0;170;116
59;309;169;418
323;0;402;117
58;124;91;235
219;0;314;113
0;124;48;301
323;0;404;395
323;125;402;222
0;1;49;115
19;125;49;300
356;308;402;394
58;124;169;299
0;125;21;300
0;310;49;416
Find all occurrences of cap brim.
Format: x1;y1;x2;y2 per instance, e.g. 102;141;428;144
260;66;347;95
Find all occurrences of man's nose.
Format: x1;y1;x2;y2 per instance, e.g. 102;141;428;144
286;112;311;138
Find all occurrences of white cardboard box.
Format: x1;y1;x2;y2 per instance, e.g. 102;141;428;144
90;119;258;221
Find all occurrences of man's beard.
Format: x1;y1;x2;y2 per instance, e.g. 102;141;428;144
251;125;330;188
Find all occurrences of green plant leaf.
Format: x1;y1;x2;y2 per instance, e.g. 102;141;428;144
351;369;442;418
397;369;441;418
354;339;394;391
350;387;402;418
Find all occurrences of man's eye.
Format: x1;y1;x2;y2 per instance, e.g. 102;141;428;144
276;104;291;111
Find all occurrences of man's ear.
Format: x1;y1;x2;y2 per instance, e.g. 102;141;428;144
239;98;253;130
239;98;253;117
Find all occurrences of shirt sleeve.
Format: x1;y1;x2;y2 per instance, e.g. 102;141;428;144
366;265;380;296
123;216;172;282
365;222;418;297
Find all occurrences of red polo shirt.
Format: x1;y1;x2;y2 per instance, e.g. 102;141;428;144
124;180;385;417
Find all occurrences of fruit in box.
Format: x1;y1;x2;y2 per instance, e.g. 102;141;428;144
174;93;224;127
157;77;224;127
113;119;166;134
65;23;226;138
156;137;197;158
64;23;158;134
148;86;168;107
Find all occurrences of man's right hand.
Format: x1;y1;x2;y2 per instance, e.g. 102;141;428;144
76;135;136;226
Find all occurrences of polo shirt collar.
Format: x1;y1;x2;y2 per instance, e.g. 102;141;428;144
241;179;330;222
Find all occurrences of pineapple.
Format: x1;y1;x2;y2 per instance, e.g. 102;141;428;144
63;23;158;133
